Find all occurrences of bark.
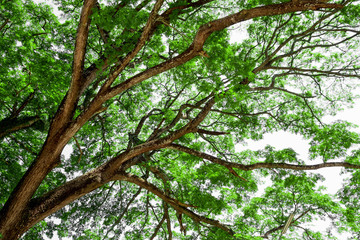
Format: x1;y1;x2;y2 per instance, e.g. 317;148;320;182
0;92;39;139
168;143;360;171
119;173;235;235
0;116;41;139
0;1;96;238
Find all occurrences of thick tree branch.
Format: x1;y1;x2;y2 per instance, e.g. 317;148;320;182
0;2;97;237
23;169;118;234
103;1;343;101
55;0;96;129
197;128;230;136
71;0;96;91
15;97;215;234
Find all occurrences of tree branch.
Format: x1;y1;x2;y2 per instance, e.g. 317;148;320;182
104;1;343;101
167;143;360;171
99;0;165;91
118;173;235;235
150;208;167;240
197;128;230;136
253;10;340;73
10;91;35;119
267;66;360;79
103;186;142;239
0;18;10;32
262;209;311;239
0;116;40;139
58;0;96;127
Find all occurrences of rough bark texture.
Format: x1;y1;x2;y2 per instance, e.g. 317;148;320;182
0;0;97;238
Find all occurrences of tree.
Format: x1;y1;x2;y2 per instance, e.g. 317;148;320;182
1;0;360;239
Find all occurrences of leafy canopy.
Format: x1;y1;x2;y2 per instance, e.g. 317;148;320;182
1;0;360;239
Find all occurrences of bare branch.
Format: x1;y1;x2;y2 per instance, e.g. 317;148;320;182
253;10;340;73
249;86;316;99
165;203;172;240
103;186;142;239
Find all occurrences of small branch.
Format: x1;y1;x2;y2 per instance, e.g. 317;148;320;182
118;173;235;235
248;86;315;99
227;167;248;182
253;10;340;73
9;135;37;156
0;116;40;139
176;211;186;235
0;18;10;32
100;0;165;90
262;209;311;239
10;92;35;119
103;186;142;239
268;66;360;79
164;203;172;240
167;143;360;171
197;128;230;136
303;98;324;127
134;108;162;136
73;136;83;164
150;210;167;240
